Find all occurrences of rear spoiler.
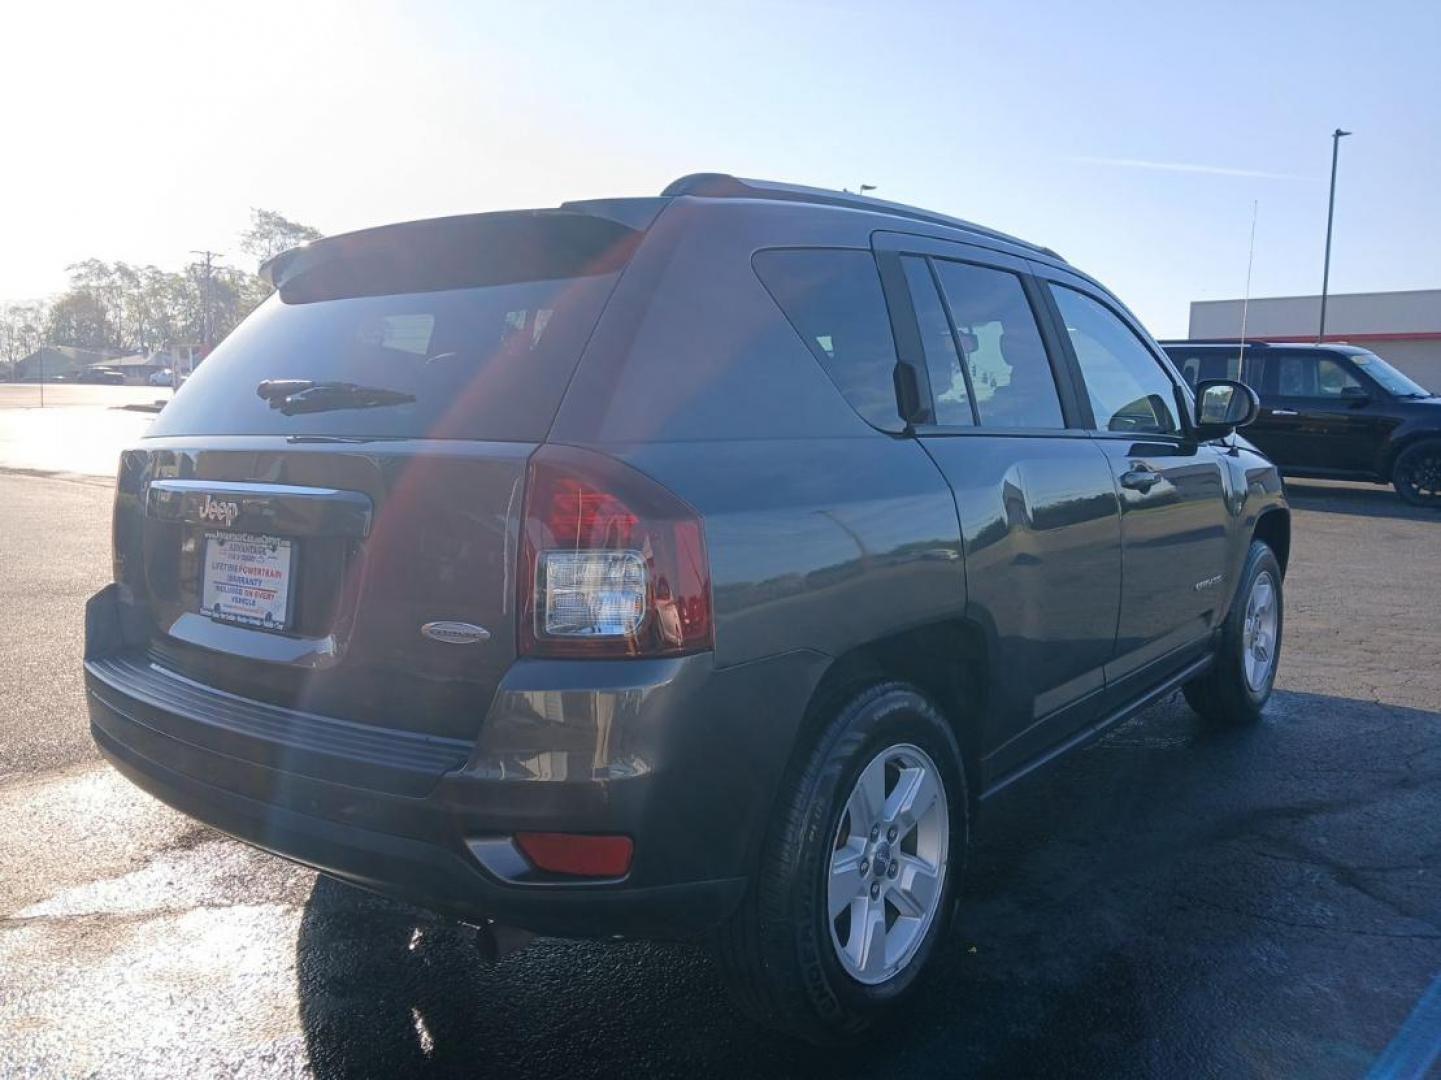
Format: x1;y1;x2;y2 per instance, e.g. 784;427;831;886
260;206;658;300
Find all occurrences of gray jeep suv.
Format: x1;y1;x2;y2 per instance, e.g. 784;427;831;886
84;174;1289;1042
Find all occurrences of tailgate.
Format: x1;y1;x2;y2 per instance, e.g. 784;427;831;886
116;440;528;739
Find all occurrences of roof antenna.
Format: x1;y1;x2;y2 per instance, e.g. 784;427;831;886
1237;200;1258;376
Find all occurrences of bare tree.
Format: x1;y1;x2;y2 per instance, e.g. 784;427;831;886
239;208;323;268
12;206;323;365
1;301;49;376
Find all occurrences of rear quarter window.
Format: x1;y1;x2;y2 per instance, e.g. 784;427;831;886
1168;350;1239;388
752;249;902;432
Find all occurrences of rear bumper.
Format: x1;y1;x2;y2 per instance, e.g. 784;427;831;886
85;585;824;939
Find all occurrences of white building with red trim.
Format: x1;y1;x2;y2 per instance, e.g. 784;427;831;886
1188;289;1441;391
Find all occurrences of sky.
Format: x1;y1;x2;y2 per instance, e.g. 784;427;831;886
4;0;1439;337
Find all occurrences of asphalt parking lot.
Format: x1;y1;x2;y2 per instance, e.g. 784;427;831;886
1;399;1438;1078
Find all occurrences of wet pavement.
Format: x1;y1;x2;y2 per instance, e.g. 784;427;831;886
1;413;1438;1077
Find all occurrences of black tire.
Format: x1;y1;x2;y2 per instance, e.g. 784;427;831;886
1184;540;1283;724
1392;438;1441;508
711;682;968;1044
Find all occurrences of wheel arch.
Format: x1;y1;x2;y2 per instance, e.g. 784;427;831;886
794;620;988;812
1252;507;1291;577
1379;428;1441;479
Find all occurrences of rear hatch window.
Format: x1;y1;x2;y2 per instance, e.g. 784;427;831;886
149;212;639;441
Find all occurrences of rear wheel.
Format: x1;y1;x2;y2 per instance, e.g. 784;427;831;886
1184;540;1283;724
1392;439;1441;508
711;682;967;1044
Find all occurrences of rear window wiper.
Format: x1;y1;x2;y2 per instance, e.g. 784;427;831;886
256;379;416;416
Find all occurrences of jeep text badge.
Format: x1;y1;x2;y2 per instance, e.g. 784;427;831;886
421;621;492;645
198;494;240;528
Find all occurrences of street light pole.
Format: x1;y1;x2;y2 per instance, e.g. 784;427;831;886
1318;127;1352;342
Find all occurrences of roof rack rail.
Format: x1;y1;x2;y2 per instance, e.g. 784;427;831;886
1157;338;1274;347
662;173;1063;261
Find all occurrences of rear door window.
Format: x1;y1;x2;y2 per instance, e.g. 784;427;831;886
753;249;902;431
930;260;1065;429
149;214;635;441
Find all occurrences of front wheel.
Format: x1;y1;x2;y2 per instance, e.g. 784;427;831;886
1184;540;1283;724
711;682;968;1044
1392;438;1441;508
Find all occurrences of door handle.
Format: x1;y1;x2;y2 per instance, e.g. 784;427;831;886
1270;408;1299;416
1120;468;1161;492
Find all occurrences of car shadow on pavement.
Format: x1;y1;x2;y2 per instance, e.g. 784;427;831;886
296;690;1441;1079
1284;480;1440;521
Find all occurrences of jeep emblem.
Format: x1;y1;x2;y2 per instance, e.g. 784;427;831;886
198;494;240;528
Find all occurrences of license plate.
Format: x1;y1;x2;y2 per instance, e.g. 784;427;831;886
201;532;295;630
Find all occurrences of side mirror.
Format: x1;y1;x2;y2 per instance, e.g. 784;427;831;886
1193;379;1260;439
1341;385;1371;405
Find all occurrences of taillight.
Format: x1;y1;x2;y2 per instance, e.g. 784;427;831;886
518;445;712;658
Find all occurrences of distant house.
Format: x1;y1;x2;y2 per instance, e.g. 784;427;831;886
14;346;122;381
107;352;176;384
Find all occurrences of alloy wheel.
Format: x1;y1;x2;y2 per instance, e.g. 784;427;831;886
1242;570;1279;692
827;743;949;986
1398;449;1441;504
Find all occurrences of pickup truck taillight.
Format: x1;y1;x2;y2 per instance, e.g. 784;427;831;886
518;445;712;658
